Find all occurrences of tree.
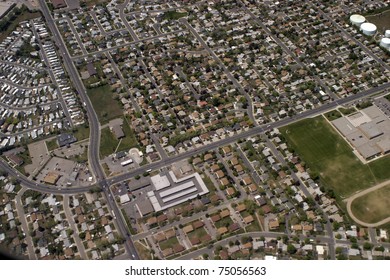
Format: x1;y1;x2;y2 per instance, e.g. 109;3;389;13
363;242;373;251
287;244;297;254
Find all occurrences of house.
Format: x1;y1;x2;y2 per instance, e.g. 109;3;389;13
193;220;204;229
210;164;220;172
268;219;279;230
211;214;221;223
162;248;173;257
111;125;125;139
236;204;246;213
217;227;228;235
86;62;97;76
291;224;302;231
57;133;77;147
7;154;24;166
248;184;258;193
146;216;157;226
220;177;229;186
243;215;254;224
226;187;236;196
220;209;230;218
51;0;66;9
228;223;240;232
215;170;225;179
182;224;194;234
222;146;232;155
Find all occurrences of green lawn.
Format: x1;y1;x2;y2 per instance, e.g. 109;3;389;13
100;127;117;158
86;85;122;123
280;116;390;198
99;118;139;158
245;219;261;232
324;110;342;121
162;11;187;20
214;216;233;229
351;184;390;224
159;236;179;251
187;227;208;240
72;125;90;141
46;139;58;151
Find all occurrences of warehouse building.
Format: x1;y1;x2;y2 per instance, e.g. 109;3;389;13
146;171;209;212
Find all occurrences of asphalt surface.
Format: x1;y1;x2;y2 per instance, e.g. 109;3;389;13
1;3;390;259
38;0;139;260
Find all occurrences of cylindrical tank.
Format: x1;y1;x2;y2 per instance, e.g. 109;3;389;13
385;30;390;38
350;14;366;27
380;38;390;49
360;22;377;36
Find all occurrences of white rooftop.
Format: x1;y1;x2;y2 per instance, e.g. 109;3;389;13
151;174;171;191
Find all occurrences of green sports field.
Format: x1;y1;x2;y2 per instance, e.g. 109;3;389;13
280;116;390;198
351;184;390;224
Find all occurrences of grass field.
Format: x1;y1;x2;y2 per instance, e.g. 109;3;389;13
159;237;179;251
72;125;90;141
351;184;390;224
162;11;187;20
99;118;139;158
134;241;152;260
280;116;390;198
366;9;390;33
86;85;122;124
46;139;58;151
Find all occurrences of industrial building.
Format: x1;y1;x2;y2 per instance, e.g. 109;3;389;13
331;104;390;160
145;170;209;212
360;22;377;36
380;38;390;50
57;133;77;147
350;14;366;27
43;171;60;185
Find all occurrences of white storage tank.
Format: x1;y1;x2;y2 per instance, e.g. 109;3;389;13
380;38;390;49
360;22;377;36
385;30;390;38
350;14;366;27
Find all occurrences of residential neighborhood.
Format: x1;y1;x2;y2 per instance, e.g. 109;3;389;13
1;0;390;262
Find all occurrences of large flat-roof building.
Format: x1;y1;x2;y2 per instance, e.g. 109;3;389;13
331;105;390;160
51;0;66;9
57;133;77;147
146;171;209;212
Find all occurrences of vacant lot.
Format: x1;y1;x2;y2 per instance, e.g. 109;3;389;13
99;118;139;159
351;184;390;224
87;85;122;123
366;9;390;33
280;116;390;198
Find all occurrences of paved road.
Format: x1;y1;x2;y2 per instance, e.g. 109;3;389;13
1;82;389;195
108;82;390;185
0;60;48;72
71;30;184;60
1;2;390;260
180;19;257;125
15;187;37;260
38;0;140;260
239;1;338;101
345;179;390;227
263;136;335;259
312;3;390;72
63;195;88;259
